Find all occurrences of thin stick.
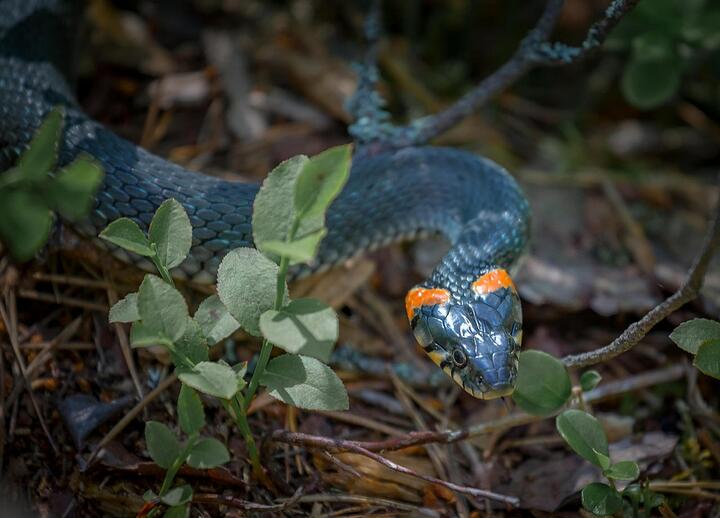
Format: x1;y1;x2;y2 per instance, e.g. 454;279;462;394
270;431;519;506
4;317;83;409
107;287;144;400
86;374;177;466
387;0;641;146
278;493;439;517
562;191;720;368
0;291;58;454
17;288;107;312
272;363;686;452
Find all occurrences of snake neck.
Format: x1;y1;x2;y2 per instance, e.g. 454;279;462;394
429;207;528;301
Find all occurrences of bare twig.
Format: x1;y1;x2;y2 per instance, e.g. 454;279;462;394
4;317;82;409
562;190;720;368
184;487;303;514
86;374;177;466
268;431;519;506
272;363;686;452
358;0;641;146
0;291;58;454
107;287;144;401
278;493;440;517
17;288;107;312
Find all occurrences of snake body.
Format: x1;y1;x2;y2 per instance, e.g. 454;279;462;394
0;0;530;398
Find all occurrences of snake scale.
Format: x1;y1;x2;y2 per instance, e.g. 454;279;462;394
0;0;530;399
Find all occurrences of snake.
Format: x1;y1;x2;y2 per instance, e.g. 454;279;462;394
0;0;530;400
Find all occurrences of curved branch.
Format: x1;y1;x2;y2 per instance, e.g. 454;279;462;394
269;429;519;506
562;187;720;368
272;363;685;456
384;0;640;146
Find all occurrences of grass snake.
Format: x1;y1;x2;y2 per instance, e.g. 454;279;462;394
0;0;530;399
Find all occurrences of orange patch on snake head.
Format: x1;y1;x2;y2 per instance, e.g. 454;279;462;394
471;269;515;295
405;287;450;320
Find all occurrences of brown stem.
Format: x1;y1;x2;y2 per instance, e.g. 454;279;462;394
562;189;720;368
387;0;641;146
272;363;685;452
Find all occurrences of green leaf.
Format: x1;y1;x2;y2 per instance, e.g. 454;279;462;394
175;318;209;365
99;218;153;256
186;437;230;469
670;318;720;354
294;144;352;219
46;156;103;221
259;299;338;362
233;362;248;388
693;339;720;379
19;106;63;181
0;188;53;261
149;199;192;269
556;409;609;468
143;489;158;502
216;247;287;336
252;147;351;265
252;155;309;258
512;350;571;416
594;449;611;471
605;460;640;481
682;10;720;49
643;489;665;509
581;483;623;517
631;32;675;62
580;370;602;392
260;354;348;410
145;421;181;469
193;295;240;345
137;275;188;343
109;292;139;323
633;0;685;36
178;361;243;400
130;320;168;348
160;485;193;507
177;384;205;435
260;229;326;264
621;57;682;110
163;505;189;518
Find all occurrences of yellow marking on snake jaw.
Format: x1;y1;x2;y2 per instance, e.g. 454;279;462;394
405;287;450;320
471;269;515;295
427;350;445;367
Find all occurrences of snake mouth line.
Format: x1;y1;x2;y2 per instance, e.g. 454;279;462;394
469;384;515;400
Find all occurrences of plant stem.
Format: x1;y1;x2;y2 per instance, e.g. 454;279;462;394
226;397;262;477
148;433;199;516
151;255;174;286
236;248;291;476
159;434;198;496
243;254;290;406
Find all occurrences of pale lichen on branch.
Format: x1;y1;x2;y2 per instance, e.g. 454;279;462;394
349;0;643;147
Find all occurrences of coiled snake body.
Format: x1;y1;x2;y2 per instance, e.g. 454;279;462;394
0;0;530;399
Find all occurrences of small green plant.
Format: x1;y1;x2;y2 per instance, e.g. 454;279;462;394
100;145;351;515
512;315;720;516
609;0;720;109
670;318;720;380
0;107;103;260
141;385;230;517
557;409;645;517
510;352;663;517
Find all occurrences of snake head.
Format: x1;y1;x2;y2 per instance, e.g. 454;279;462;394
406;269;522;399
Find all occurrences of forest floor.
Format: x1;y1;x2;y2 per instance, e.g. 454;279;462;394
2;1;719;516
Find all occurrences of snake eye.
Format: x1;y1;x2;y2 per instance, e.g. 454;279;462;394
452;349;468;367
